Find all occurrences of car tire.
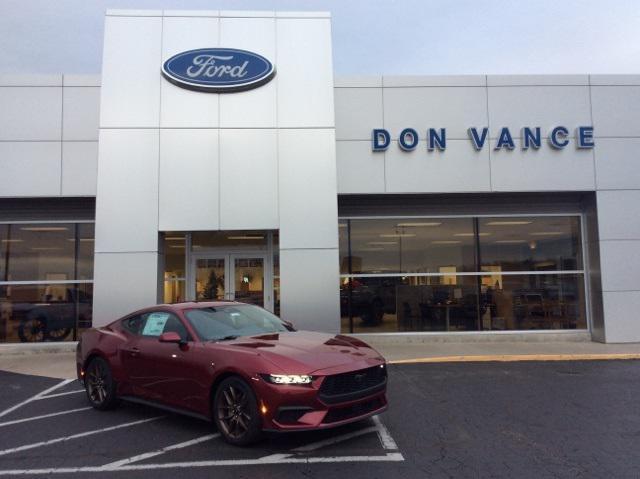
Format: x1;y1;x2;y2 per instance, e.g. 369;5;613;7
18;316;47;343
213;376;263;446
85;357;118;411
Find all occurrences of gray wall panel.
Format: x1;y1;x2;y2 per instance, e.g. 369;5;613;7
0;87;62;141
280;248;340;332
93;11;339;331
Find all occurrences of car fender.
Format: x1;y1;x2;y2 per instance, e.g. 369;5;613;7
206;348;280;402
80;328;129;384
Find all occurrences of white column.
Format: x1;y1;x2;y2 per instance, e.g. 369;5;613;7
278;129;340;332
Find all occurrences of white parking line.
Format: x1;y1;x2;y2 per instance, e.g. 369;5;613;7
0;407;92;428
0;416;163;457
372;415;398;450
122;452;405;468
36;389;85;400
0;379;73;419
291;426;379;452
0;453;405;475
102;433;220;468
0;405;404;475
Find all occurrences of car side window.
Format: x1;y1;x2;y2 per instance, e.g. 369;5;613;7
121;315;143;335
140;312;190;341
162;315;191;341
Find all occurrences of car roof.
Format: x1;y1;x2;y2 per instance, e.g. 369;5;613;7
160;301;243;311
111;301;245;324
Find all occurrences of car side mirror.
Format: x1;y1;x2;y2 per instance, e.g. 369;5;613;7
159;332;182;344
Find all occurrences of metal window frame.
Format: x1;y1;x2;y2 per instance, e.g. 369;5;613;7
0;220;95;225
340;270;585;278
0;279;93;286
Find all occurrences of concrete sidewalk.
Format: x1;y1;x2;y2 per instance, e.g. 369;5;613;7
0;336;640;379
369;340;640;363
1;338;640;380
0;352;77;380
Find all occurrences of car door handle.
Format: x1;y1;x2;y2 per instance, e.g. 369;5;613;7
122;347;140;357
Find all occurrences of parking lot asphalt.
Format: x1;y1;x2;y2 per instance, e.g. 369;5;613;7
0;360;639;479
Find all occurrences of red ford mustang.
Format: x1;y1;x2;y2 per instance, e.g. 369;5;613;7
76;302;388;445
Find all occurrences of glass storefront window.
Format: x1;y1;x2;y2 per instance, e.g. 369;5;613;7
480;273;586;330
0;224;7;281
0;283;93;343
76;223;95;280
163;232;186;303
164;232;186;279
5;224;76;282
343;275;481;334
344;218;477;274
339;222;349;274
192;231;266;249
340;215;587;334
0;222;94;343
479;216;583;272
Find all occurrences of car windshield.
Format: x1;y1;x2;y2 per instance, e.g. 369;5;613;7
184;305;288;341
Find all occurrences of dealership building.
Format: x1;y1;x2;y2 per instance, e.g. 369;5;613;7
0;9;639;344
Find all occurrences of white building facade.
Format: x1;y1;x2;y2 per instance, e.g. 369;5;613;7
0;10;639;344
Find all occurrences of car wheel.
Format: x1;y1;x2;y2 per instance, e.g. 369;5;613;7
85;357;118;410
48;327;72;341
213;376;263;446
18;317;47;342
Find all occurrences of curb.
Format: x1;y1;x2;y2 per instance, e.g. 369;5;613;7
388;353;640;364
0;342;77;356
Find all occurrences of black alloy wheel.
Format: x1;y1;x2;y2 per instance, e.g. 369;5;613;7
18;317;47;342
85;357;118;410
213;376;262;446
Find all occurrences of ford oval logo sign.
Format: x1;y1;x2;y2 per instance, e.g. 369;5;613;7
162;48;276;93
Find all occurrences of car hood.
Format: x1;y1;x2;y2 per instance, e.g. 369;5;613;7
206;331;384;375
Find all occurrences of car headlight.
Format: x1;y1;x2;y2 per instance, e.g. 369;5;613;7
261;374;313;385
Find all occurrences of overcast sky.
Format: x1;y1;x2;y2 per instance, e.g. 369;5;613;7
1;0;639;76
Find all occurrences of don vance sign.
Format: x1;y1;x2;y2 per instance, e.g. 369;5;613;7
372;126;595;152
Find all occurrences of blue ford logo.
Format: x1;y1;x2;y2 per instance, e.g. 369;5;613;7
162;48;276;93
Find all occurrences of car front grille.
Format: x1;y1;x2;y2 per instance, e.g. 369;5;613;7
319;365;387;404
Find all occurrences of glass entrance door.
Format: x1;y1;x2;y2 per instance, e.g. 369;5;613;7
231;255;265;306
194;257;226;301
192;253;267;308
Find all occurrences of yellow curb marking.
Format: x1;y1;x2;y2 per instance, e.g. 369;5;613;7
388;353;640;364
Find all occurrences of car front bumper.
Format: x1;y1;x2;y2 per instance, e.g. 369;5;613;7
254;369;388;432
